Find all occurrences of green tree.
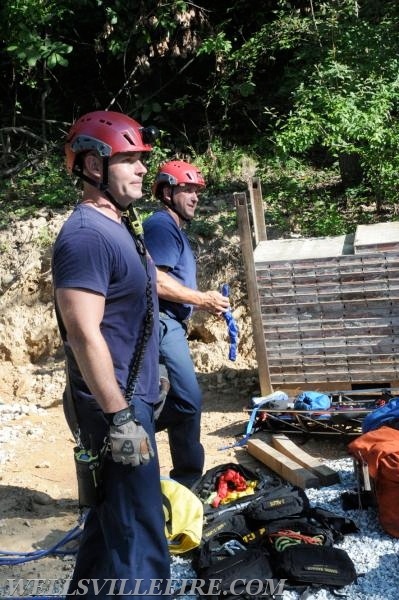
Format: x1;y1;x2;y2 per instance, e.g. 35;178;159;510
270;1;399;209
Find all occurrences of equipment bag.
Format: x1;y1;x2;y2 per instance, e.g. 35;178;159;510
191;462;270;515
276;545;357;590
201;512;250;544
294;391;331;412
308;506;359;538
195;513;270;572
197;547;282;600
160;477;203;553
243;480;309;523
264;517;335;553
362;397;399;433
194;530;249;572
348;425;399;537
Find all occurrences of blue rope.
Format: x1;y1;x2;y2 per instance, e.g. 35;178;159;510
222;284;238;361
218;396;273;450
0;520;82;566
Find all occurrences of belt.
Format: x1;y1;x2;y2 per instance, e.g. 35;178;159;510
159;311;188;331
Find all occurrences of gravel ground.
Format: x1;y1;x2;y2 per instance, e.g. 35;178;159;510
171;457;399;600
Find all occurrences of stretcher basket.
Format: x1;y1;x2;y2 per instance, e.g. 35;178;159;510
247;387;399;437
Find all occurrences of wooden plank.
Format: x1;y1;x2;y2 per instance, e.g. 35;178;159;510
247;438;320;489
259;289;399;306
269;363;399;375
235;192;272;395
355;222;399;254
255;267;399;284
259;299;399;318
264;339;399;354
263;315;399;329
254;245;399;267
263;326;399;341
267;352;397;364
248;177;267;244
253;235;352;262
271;434;340;486
269;372;398;385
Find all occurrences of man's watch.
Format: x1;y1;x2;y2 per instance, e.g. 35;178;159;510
106;406;133;426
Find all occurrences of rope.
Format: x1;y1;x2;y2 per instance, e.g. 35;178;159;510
0;519;83;566
269;529;325;552
221;284;238;361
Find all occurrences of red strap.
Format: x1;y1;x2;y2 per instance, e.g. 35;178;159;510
212;469;248;507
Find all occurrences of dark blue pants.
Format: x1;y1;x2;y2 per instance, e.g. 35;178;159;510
66;398;170;599
156;315;204;487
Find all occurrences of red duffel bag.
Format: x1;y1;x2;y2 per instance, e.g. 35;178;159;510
348;425;399;538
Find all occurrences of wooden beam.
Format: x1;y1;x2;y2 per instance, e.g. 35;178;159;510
247;438;320;489
235;192;272;395
271;434;340;486
248;177;267;244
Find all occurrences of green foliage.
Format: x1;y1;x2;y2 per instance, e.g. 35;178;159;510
0;155;76;228
188;219;218;239
190;138;254;192
3;0;73;81
271;1;399;208
2;0;399;240
33;225;53;248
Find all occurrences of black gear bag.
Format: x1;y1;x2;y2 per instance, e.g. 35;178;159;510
276;545;357;590
198;547;284;600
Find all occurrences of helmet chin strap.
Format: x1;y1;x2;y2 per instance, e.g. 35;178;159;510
73;156;127;212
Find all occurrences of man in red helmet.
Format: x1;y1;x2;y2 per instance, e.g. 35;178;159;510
52;111;170;598
144;160;229;487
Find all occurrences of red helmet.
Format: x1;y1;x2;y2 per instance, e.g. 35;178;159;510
65;110;158;174
152;160;206;198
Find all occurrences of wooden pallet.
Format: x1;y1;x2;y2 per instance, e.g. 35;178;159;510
252;223;399;386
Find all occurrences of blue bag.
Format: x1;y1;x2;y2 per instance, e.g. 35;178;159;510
362;397;399;433
294;391;331;411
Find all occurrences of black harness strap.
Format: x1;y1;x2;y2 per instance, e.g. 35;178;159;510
122;208;154;403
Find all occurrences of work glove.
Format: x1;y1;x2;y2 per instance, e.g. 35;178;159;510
154;364;170;420
107;406;154;466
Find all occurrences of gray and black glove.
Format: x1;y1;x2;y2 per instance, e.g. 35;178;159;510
107;406;154;466
154;364;170;420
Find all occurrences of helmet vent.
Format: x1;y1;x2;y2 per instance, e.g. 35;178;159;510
122;133;135;147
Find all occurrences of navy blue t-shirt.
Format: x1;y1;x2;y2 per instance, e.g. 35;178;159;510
52;204;159;404
143;210;197;322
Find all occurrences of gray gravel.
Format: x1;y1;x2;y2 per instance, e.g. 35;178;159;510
171;457;399;599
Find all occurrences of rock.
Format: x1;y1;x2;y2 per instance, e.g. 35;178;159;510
32;491;53;505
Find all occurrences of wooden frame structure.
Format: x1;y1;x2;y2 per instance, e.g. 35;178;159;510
235;179;399;395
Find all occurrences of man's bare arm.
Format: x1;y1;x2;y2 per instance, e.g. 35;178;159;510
156;268;229;316
56;288;128;413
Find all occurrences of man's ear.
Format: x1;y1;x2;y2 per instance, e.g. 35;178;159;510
162;185;172;202
83;153;102;180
